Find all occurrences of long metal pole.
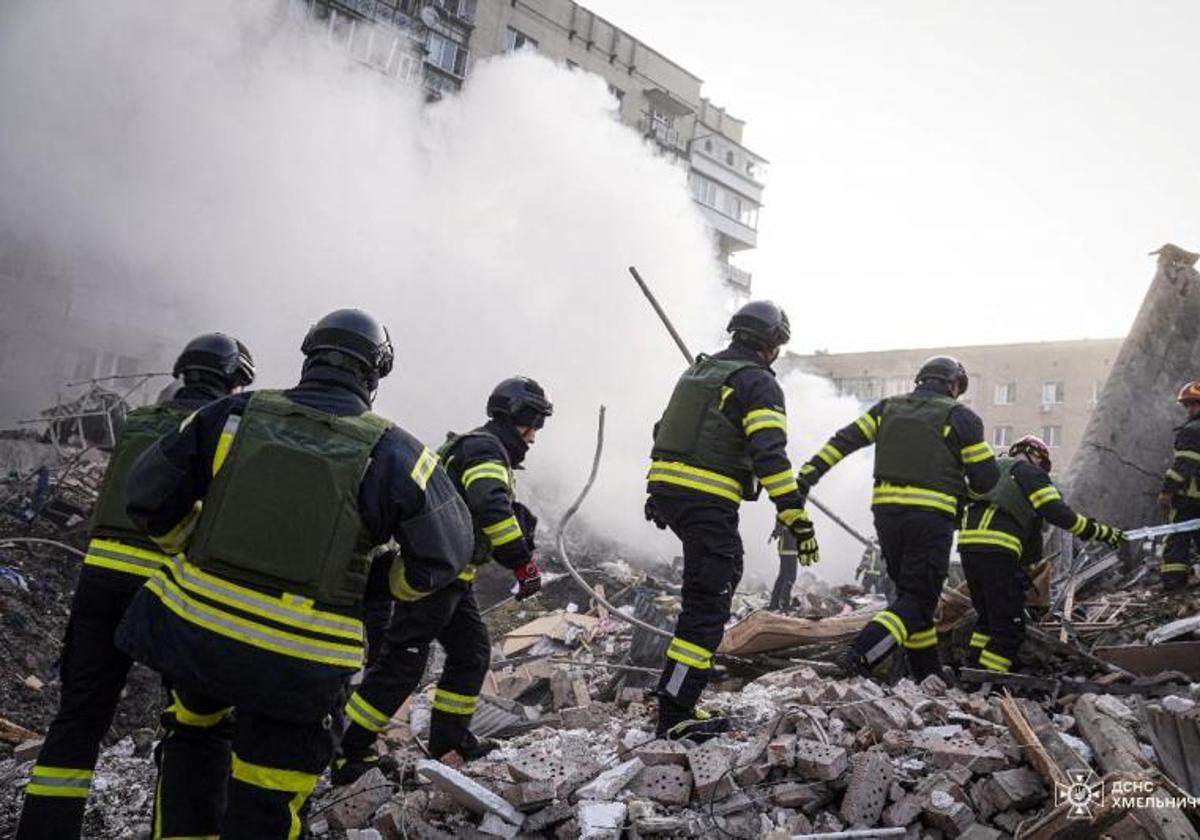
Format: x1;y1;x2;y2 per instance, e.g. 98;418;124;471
628;264;875;549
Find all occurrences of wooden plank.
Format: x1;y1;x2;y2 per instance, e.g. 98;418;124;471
1020;699;1090;777
999;692;1067;789
1094;641;1200;681
0;715;38;745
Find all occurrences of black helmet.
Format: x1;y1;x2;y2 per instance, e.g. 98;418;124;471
727;300;791;350
915;356;969;395
301;309;394;380
487;377;553;429
173;333;255;389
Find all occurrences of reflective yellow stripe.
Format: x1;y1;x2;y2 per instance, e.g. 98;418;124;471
718;385;734;411
798;463;818;479
666;637;713;670
151;503;201;555
457;565;477;582
872;610;908;643
212;415;240;477
903;627;938;650
969;632;990;649
1166;469;1185;483
978;649;1012;672
854;412;878;442
743;408;787;436
345;691;391;732
482;515;522;547
26;765;93;798
1176;450;1200;463
168;691;232;728
231;754;316;840
146;569;363;669
462;461;511;489
84;538;171;578
1069;514;1088;536
1028;485;1062;509
958;529;1024;555
1162;562;1192;574
761;469;799;498
432;688;478;715
872;483;958;515
161;555;362;639
389;558;428;602
777;508;809;527
409;447;439;491
817;443;844;467
960;441;994;465
647;460;743;504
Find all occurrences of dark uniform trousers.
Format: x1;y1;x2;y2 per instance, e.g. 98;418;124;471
362;554;395;669
851;508;954;680
1163;500;1200;588
16;568;227;840
960;549;1026;669
341;580;490;760
653;495;743;724
769;552;797;610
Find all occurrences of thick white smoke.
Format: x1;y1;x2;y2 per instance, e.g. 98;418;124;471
0;0;873;586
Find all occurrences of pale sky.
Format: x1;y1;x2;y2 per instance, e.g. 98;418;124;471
587;0;1200;353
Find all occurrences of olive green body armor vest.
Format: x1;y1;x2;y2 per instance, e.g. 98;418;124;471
90;404;190;548
438;430;514;567
985;456;1038;534
874;393;966;497
187;391;391;606
651;355;759;499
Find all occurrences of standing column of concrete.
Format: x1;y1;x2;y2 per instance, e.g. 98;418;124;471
1065;244;1200;528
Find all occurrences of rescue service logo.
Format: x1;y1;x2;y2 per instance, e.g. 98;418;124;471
1056;772;1200;819
1055;769;1102;819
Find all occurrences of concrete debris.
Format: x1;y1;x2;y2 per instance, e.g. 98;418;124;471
415;760;525;827
577;800;625;839
572;757;643;801
326;768;394;831
839;750;893;827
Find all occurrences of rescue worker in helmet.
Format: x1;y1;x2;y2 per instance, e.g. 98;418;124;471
646;300;817;740
114;309;473;840
959;434;1122;674
767;523;806;611
17;334;254;840
798;356;1000;681
1159;381;1200;589
333;377;551;782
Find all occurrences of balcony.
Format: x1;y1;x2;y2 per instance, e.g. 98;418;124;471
721;262;752;293
689;146;764;205
638;114;687;157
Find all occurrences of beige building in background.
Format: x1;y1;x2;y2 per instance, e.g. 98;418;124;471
786;338;1125;471
286;0;764;300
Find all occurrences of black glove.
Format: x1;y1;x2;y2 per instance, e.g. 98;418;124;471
644;496;667;530
513;560;542;601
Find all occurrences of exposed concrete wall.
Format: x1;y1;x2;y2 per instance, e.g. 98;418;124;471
1064;244;1200;528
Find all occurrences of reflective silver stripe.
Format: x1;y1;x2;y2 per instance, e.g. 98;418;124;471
864;634;896;666
485;521;521;545
164;556;361;639
85;545;164;572
347;694;390;730
665;662;688;698
146;576;361;668
29;775;92;789
650;465;738;494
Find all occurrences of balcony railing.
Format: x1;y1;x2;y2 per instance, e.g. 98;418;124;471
721;263;752;292
637;114;686;155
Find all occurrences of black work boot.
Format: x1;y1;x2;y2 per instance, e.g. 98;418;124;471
428;712;498;762
330;752;399;787
655;697;730;743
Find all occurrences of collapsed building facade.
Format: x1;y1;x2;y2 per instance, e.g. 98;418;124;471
2;251;1200;837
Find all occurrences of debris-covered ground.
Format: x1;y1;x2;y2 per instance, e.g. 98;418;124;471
5;427;1200;838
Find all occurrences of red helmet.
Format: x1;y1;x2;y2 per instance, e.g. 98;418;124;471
1177;381;1200;405
1010;435;1052;471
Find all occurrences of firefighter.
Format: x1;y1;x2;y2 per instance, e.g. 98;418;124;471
799;356;1000;681
1160;381;1200;589
332;377;551;783
768;523;801;611
16;333;254;840
113;309;473;840
959;435;1122;674
646;300;817;740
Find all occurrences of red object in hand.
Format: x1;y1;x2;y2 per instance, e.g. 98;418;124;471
512;560;542;601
